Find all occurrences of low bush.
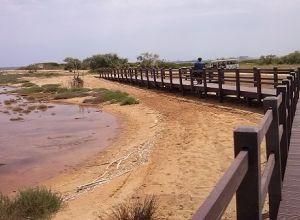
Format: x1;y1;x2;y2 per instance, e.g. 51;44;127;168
53;91;90;99
17;86;44;94
4;99;16;105
0;187;63;220
83;89;138;105
110;196;157;220
41;84;61;93
120;97;139;106
0;74;28;85
37;104;48;110
21;82;36;87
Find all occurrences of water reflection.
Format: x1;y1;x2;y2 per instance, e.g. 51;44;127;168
0;86;118;194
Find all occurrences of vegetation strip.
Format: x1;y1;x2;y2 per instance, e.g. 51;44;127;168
12;84;138;106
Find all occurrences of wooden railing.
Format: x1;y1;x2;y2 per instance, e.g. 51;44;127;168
99;67;300;219
192;70;300;220
99;67;299;103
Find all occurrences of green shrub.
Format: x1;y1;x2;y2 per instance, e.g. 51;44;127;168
53;91;90;99
41;84;61;93
0;194;12;220
21;82;36;87
83;89;138;105
0;187;63;220
120;97;139;106
18;86;44;94
12;187;63;219
23;72;61;78
0;74;28;85
110;196;157;220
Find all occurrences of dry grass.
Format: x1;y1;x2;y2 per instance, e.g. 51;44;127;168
109;196;158;220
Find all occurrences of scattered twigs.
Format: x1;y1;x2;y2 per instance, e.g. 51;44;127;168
63;128;161;202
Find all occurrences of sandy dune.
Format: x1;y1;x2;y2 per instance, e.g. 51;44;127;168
29;73;263;219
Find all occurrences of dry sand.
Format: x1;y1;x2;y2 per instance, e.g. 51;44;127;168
27;73;263;219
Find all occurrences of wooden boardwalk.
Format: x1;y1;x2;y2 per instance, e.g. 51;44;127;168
99;67;300;219
278;100;300;219
99;67;294;103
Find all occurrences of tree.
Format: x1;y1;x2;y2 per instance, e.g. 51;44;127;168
137;52;160;68
83;54;128;71
63;57;82;78
27;64;38;73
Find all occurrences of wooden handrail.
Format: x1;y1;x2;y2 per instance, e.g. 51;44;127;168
256;109;273;143
192;151;249;220
98;67;300;220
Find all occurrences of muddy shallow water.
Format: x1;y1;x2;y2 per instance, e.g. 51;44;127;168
0;86;119;194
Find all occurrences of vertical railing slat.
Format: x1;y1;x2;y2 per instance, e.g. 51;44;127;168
263;97;282;220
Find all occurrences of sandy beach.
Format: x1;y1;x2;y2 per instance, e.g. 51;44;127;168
22;73;263;219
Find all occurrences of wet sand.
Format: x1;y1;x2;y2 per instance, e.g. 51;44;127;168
0;87;118;194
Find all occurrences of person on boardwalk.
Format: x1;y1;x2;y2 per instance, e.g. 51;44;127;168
192;57;205;84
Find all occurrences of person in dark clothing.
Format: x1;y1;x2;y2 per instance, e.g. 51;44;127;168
192;57;205;84
194;57;205;70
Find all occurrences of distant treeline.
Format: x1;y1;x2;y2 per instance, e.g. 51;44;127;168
23;51;300;72
240;51;300;65
20;62;65;71
23;53;193;73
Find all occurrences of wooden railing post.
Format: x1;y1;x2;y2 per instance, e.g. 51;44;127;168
296;68;300;103
263;97;282;220
218;68;224;102
129;68;133;84
234;127;261;220
169;68;173;90
253;67;258;87
121;69;124;81
273;67;278;88
179;68;184;95
125;68;128;82
111;68;114;80
203;69;207;97
134;68;138;83
117;69;120;81
110;68;113;80
256;68;262;103
282;79;292;141
276;85;289;176
146;69;150;88
153;68;157;88
190;68;194;92
236;69;241;100
290;72;297;114
287;75;295;121
208;70;213;83
294;70;300;101
160;68;165;87
140;69;144;86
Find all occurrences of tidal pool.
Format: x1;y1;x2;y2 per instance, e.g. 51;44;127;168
0;86;119;194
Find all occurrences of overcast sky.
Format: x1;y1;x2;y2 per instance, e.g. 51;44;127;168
0;0;300;67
